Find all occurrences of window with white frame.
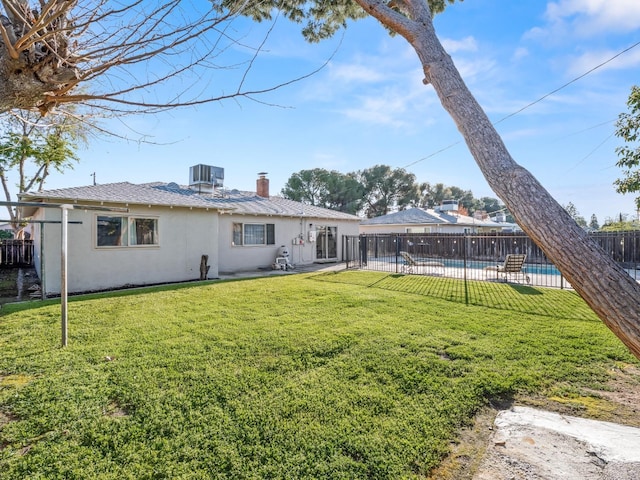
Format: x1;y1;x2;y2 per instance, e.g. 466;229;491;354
232;223;275;246
97;215;158;247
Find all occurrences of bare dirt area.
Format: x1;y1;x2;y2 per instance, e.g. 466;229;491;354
430;363;640;480
0;267;39;305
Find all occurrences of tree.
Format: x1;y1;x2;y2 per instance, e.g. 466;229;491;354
601;213;640;232
0;111;82;230
589;214;600;231
614;85;640;209
417;182;457;209
281;168;363;214
356;164;419;218
0;1;313;114
448;186;477;214
417;182;444;208
282;169;332;206
250;0;640;357
562;202;587;229
417;182;491;216
478;197;504;214
323;171;364;215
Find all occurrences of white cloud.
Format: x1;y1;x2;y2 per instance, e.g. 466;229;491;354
564;47;640;77
453;57;497;82
328;63;386;83
512;47;529;62
543;0;640;36
341;94;409;127
301;42;442;128
339;73;440;129
441;36;478;53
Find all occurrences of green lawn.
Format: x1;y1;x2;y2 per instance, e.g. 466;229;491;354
0;270;636;479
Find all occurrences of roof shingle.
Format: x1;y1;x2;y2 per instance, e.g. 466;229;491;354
20;182;361;221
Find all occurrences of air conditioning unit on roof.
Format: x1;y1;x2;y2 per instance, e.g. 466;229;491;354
189;164;224;192
439;199;459;212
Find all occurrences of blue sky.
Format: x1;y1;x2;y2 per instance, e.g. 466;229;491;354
41;0;640;223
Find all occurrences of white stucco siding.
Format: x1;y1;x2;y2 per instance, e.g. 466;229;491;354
217;213;359;273
39;205;218;295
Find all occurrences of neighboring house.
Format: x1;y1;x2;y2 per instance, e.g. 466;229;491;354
19;167;360;296
359;205;512;235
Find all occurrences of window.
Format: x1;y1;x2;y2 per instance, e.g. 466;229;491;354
232;223;275;246
97;215;158;247
130;218;158;245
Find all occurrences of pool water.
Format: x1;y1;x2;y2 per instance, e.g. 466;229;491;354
420;258;562;276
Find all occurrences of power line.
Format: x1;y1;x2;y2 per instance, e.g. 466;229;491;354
565;133;615;172
403;39;640;170
494;40;640;126
403;140;463;168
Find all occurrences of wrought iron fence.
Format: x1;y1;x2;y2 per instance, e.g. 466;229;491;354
343;232;640;289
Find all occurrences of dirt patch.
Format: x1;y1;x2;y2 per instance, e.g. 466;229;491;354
0;267;39;305
429;363;640;480
103;401;128;418
586;364;640;427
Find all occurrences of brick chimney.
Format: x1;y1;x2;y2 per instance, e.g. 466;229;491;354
256;172;269;198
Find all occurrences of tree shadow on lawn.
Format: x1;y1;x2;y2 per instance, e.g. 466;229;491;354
310;271;596;322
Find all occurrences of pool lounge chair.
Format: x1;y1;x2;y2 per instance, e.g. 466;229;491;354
484;254;530;283
399;251;445;275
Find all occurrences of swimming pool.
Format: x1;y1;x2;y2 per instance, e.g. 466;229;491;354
416;258;563;276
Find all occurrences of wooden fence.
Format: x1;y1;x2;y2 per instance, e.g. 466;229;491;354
0;239;34;267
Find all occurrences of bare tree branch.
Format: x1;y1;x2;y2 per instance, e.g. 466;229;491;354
0;0;324;115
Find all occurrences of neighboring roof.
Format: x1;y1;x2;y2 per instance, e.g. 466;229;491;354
360;207;504;228
19;182;360;221
360;208;446;225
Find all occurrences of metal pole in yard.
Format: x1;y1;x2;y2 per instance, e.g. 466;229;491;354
463;235;469;305
61;205;70;347
40;223;46;300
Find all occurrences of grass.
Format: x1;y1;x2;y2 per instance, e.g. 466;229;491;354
0;270;637;479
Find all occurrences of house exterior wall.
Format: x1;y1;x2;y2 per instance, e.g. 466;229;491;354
36;204;219;295
217;213;359;273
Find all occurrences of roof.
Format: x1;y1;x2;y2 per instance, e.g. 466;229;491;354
360;207;504;227
360;208;446;225
19;182;361;221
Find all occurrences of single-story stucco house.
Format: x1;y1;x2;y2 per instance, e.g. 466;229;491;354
359;204;517;235
19;166;360;296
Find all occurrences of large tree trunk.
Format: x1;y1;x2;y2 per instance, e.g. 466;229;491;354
357;0;640;358
0;52;72;114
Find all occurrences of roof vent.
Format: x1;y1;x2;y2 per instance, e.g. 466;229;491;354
189;164;224;193
166;182;180;191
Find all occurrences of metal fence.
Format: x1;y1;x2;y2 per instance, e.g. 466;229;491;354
343;232;640;289
0;239;34;267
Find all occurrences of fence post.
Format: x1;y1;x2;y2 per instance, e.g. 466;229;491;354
360;235;368;267
395;235;400;274
463;234;469;305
